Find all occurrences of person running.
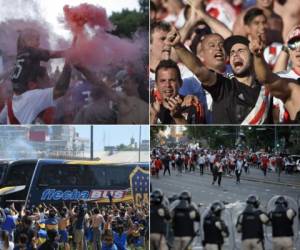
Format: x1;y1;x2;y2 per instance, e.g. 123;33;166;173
235;156;244;184
198;154;205;175
162;154;171;176
212;156;223;187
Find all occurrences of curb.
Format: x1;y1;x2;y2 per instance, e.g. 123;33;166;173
186;170;300;188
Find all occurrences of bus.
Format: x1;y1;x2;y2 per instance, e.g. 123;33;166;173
0;159;149;208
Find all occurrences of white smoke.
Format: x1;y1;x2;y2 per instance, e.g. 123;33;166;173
0;138;37;160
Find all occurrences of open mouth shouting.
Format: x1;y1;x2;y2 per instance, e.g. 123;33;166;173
233;60;244;71
214;52;224;61
162;88;175;98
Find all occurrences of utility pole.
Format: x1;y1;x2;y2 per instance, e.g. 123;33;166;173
90;125;94;160
138;125;141;162
275;126;280;182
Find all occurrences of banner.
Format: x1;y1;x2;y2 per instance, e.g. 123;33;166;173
130;166;149;205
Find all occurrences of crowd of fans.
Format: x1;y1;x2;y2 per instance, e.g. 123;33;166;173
0;200;149;250
0;29;148;125
150;0;300;124
151;145;298;180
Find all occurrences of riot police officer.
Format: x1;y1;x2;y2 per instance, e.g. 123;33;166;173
171;191;200;250
150;189;171;250
203;201;229;250
269;196;296;250
236;195;269;250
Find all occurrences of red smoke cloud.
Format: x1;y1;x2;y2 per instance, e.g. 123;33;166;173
63;3;141;71
63;4;114;33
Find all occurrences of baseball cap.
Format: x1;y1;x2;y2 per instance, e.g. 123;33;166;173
224;36;250;55
287;25;300;44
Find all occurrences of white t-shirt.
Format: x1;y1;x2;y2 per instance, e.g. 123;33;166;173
0;241;14;250
198;156;205;165
0;88;55;124
236;160;243;171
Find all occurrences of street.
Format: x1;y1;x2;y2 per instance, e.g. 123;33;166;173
151;168;300;250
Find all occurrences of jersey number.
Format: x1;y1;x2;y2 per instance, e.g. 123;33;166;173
11;58;25;80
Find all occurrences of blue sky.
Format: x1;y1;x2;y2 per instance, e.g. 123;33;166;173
74;125;149;151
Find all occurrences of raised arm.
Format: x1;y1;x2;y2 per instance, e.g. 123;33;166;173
74;65;116;101
49;50;66;59
165;27;216;86
186;0;232;39
53;63;72;100
249;36;291;102
272;45;289;73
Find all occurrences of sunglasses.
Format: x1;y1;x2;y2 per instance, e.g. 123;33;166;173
287;41;300;50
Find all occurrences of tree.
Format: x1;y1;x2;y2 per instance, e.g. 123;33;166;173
109;0;149;38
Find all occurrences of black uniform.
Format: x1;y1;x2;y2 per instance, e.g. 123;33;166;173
203;212;228;247
237;206;267;240
150;203;170;234
173;200;200;237
269;206;295;237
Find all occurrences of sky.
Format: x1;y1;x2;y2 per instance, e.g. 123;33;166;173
0;0;140;38
74;125;149;151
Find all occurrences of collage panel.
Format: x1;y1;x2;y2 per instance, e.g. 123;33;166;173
150;125;300;250
0;125;149;249
150;0;300;125
0;0;149;125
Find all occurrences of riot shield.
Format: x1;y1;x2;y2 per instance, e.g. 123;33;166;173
225;201;247;250
201;202;234;250
266;195;299;244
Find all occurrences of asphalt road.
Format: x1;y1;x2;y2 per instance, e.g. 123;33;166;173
151;169;300;250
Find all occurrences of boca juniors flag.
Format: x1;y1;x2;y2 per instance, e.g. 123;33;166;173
130;166;149;205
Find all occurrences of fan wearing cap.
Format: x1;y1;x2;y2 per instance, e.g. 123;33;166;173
251;32;300;122
165;27;272;124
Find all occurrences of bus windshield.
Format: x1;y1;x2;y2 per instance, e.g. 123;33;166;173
3;163;36;186
37;164;132;189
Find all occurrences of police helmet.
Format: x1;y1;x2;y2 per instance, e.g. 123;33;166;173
150;189;163;204
179;191;192;203
210;201;225;215
275;196;288;208
168;194;179;203
246;195;260;208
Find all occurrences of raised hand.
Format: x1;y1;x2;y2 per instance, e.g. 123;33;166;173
165;26;181;47
249;35;266;57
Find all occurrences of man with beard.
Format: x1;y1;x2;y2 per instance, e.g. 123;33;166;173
165;28;272;124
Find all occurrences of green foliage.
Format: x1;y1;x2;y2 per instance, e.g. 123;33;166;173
109;0;149;38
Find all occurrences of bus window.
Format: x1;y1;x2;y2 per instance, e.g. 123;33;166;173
4;164;35;186
106;167;130;188
38;165;82;187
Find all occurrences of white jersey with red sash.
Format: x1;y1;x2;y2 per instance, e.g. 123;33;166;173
0;88;55;124
241;85;271;125
274;68;300;123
